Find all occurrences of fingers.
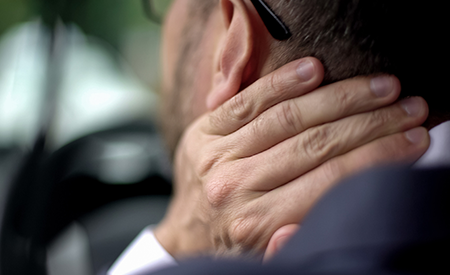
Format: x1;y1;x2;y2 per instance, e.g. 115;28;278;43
238;97;428;191
271;127;430;222
206;58;324;135
263;224;300;263
230;75;402;157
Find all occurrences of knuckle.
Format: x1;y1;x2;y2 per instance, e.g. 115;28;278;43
301;125;338;162
332;83;353;113
248;115;268;141
369;109;392;127
205;179;237;208
229;93;251;123
268;72;280;95
196;152;221;177
277;101;304;134
229;217;254;247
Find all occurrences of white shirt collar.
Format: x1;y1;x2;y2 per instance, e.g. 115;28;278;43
415;121;450;168
107;226;176;275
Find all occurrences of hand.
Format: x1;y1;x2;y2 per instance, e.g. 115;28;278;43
154;57;429;259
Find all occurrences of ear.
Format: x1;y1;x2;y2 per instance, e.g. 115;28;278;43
207;0;255;111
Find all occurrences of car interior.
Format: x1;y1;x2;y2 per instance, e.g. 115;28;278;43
0;1;172;274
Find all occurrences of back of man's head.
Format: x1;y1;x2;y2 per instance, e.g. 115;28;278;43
265;0;448;122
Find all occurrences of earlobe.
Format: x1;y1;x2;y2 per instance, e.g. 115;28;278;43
207;0;254;111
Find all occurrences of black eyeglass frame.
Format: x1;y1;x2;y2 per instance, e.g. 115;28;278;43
250;0;291;40
141;0;292;40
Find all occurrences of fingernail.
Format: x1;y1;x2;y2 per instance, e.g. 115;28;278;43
296;60;315;82
370;76;393;97
405;128;427;144
401;97;422;117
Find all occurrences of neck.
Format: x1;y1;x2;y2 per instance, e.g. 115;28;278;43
423;112;450;130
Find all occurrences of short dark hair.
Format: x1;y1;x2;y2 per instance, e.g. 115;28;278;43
266;0;449;118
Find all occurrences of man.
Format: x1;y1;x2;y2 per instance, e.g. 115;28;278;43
109;0;447;274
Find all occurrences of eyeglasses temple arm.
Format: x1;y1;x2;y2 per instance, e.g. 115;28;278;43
251;0;291;41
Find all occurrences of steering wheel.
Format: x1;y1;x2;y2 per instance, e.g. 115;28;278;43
0;145;49;275
0;1;69;272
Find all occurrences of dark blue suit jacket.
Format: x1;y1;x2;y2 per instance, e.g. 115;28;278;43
150;165;450;275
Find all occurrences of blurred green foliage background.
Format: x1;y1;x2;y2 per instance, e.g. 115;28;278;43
0;0;34;36
0;0;159;50
0;0;163;48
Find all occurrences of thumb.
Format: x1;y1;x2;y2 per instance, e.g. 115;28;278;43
263;224;300;263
